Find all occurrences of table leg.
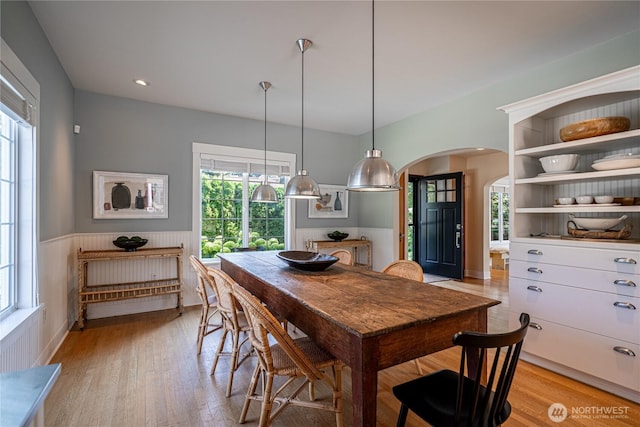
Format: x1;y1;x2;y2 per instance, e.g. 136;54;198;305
350;347;378;426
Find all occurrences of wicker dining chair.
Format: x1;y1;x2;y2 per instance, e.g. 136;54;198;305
207;267;254;397
189;255;222;355
231;281;344;427
381;259;425;374
329;249;353;266
382;260;424;282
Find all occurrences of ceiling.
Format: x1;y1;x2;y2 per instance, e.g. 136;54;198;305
29;1;639;136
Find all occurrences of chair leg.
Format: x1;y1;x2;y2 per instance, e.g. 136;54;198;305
197;305;208;355
308;381;315;401
396;404;409;427
333;365;343;427
211;329;228;375
258;372;275;427
197;306;205;354
226;329;241;397
240;363;261;424
414;358;422;375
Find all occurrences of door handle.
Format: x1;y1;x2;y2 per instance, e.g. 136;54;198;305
455;231;461;249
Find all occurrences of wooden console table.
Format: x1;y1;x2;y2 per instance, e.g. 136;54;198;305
311;239;372;269
77;245;184;329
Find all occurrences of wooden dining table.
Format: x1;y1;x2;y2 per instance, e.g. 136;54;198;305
218;251;500;426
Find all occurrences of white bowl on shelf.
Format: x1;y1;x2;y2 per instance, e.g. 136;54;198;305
569;214;627;231
575;195;593;204
539;154;579;173
557;197;575;205
594;195;614;204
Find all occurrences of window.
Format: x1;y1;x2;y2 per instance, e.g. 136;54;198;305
0;111;16;314
192;143;296;260
1;39;39;320
490;179;509;244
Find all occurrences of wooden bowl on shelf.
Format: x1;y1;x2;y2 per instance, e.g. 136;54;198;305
559;116;630;142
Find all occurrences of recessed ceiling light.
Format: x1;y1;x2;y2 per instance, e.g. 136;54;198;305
476;147;486;151
134;79;150;86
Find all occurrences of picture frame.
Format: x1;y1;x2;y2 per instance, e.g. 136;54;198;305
93;171;168;219
308;184;348;219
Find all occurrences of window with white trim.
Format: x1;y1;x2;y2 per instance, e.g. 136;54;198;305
490;179;509;245
1;39;39;320
192;143;296;260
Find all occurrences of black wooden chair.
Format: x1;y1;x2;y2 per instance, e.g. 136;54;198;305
392;313;530;427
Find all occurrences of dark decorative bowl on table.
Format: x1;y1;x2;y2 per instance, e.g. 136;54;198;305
277;251;339;271
113;236;148;252
327;231;349;241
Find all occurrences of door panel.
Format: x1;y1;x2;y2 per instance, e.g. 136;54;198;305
416;172;464;279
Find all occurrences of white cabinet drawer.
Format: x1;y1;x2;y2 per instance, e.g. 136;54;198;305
510;278;639;343
510;260;639;298
509;312;640;392
510;242;640;274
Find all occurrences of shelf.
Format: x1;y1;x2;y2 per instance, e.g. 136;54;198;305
77;245;184;329
516;206;640;214
515;167;640;184
514;129;640;157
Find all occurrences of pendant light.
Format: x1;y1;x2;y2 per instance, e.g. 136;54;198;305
284;38;321;199
251;81;279;203
347;1;399;191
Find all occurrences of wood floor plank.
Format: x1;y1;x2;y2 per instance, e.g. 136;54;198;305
44;270;639;426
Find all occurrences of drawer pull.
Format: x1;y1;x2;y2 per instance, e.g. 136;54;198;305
614;257;637;265
529;323;542;330
527;267;543;274
613;302;637;310
527;249;543;255
527;285;542;293
613;346;636;357
614;279;637;287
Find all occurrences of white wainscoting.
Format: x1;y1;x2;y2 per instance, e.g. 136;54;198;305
39;234;75;367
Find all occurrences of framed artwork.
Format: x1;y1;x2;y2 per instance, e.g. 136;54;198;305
308;184;348;219
93;171;168;219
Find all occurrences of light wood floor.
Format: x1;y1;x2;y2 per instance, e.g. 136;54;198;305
45;270;639;426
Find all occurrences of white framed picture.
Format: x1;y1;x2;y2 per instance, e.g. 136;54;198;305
308;184;348;219
93;171;168;219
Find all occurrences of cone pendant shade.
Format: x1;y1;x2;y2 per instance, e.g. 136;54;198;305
285;38;321;200
251;81;278;203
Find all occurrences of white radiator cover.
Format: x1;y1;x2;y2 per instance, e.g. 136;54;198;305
0;307;42;372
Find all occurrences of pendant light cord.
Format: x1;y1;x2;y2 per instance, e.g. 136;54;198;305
372;0;375;151
264;85;268;181
301;47;305;170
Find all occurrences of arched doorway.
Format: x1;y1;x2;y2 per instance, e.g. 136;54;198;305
398;149;508;280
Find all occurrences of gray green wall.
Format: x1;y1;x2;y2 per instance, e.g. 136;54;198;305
1;0;75;241
356;29;640;227
73;90;361;233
